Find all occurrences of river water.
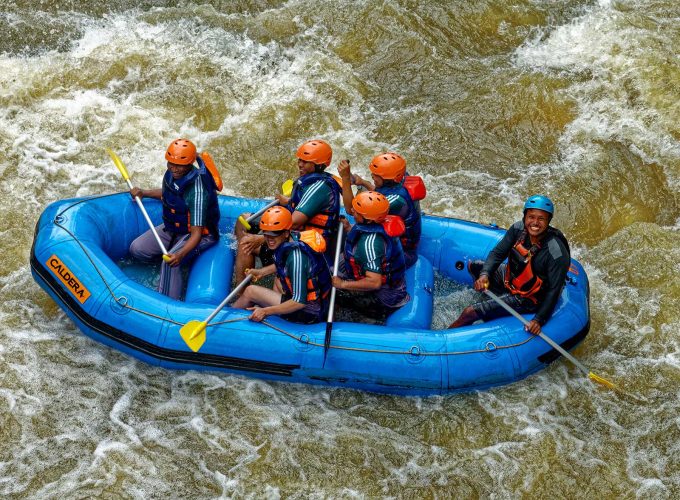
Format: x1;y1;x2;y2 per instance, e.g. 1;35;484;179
1;0;678;497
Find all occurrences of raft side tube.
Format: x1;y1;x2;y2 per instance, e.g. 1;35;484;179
386;255;435;330
418;214;505;283
185;236;234;305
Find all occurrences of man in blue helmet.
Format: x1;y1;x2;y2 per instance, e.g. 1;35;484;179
449;195;570;334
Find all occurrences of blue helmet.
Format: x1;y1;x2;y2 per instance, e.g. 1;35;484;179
523;195;554;216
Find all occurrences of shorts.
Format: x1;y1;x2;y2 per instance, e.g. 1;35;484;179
467;260;538;321
259;243;275;267
279;295;323;324
335;289;401;321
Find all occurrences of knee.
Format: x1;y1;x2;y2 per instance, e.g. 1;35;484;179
233;285;252;309
234;212;253;238
462;306;477;319
237;234;261;257
129;239;152;261
449;306;479;329
241;285;254;299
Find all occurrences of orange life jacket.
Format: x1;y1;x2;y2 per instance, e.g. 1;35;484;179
200;152;223;192
503;231;543;303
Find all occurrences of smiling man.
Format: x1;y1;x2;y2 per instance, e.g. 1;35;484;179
449;195;571;334
232;206;332;324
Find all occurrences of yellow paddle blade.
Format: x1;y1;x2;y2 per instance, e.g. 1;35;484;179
105;149;130;181
588;372;619;391
282;179;293;197
179;320;207;352
237;215;251;231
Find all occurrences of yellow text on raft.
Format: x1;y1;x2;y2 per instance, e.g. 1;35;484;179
46;255;91;304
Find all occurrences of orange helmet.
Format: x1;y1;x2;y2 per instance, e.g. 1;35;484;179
352;191;390;222
165;139;197;165
296;139;332;167
368;152;406;182
260;206;293;234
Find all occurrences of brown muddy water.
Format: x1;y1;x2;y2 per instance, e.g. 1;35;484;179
0;0;678;497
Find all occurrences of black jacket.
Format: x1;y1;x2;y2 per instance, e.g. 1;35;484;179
481;221;571;325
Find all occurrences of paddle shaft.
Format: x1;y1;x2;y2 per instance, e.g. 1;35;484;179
238;180;293;229
483;289;589;376
246;199;279;224
107;149;170;258
123;177;170;256
327;222;345;325
203;275;253;325
323;221;345;363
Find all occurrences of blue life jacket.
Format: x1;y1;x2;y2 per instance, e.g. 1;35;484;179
287;172;340;240
274;237;332;320
378;181;421;251
344;223;406;287
162;156;220;238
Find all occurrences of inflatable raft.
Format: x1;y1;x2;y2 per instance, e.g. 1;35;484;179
31;193;590;396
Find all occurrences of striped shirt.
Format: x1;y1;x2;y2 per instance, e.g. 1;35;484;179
285;248;311;304
353;233;408;308
294;180;334;218
384;193;408;219
183;174;209;227
353;232;386;274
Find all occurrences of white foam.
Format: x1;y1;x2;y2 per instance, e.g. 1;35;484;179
514;1;680;188
93;439;130;459
2;4;678;498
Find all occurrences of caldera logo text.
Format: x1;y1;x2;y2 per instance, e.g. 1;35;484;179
46;255;91;304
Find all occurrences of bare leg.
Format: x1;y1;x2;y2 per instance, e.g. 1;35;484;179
449;306;479;329
273;277;283;294
232;284;281;309
234;244;257;284
234;212;252;240
233;212;267;284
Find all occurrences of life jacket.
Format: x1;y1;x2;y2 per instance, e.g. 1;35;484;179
504;228;570;303
287;172;340;240
344;222;406;287
378;181;422;251
274;232;332;309
403;175;426;201
162;155;221;237
199;151;223;192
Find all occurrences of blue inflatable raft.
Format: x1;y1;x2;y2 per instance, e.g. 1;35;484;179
31;193;590;396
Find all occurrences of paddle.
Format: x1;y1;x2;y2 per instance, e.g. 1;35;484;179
106;149;171;263
323;220;345;365
483;289;618;391
237;179;294;231
180;275;254;352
